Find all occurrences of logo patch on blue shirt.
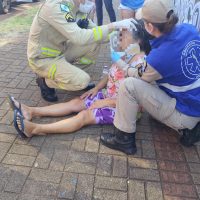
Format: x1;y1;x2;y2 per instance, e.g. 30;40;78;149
181;40;200;80
60;4;70;12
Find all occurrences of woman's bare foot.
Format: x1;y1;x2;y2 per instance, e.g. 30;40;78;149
12;98;32;121
16;117;46;138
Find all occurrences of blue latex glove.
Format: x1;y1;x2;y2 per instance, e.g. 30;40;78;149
111;51;121;63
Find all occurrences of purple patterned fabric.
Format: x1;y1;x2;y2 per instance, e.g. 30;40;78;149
84;90;116;124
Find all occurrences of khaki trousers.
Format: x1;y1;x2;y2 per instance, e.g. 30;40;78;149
30;42;100;91
114;77;200;133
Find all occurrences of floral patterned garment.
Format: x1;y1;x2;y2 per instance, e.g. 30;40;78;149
84;59;144;124
106;63;125;99
84;63;126;125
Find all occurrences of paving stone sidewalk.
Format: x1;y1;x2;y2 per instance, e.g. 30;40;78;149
0;3;200;200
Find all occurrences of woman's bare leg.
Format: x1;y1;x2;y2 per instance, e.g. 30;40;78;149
13;97;86;120
120;9;135;19
17;109;96;137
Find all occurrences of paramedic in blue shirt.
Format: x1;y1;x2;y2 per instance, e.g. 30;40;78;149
100;0;200;155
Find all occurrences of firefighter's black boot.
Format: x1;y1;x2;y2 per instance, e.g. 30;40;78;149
100;128;137;155
180;122;200;147
83;82;95;91
36;77;58;102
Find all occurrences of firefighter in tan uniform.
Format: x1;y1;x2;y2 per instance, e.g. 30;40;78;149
27;0;135;102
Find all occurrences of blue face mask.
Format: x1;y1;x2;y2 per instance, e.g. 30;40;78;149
111;51;125;63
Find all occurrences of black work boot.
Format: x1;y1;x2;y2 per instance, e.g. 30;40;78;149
36;77;58;102
83;83;95;91
180;122;200;147
100;128;137;155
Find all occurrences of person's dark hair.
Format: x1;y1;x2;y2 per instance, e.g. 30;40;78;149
151;10;179;33
132;20;152;55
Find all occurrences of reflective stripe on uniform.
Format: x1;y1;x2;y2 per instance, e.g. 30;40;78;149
57;82;66;89
79;57;95;65
106;33;111;42
82;13;87;19
48;64;57;80
41;47;61;57
28;59;34;66
93;27;103;41
159;78;200;92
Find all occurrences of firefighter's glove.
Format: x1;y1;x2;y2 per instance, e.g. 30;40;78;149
77;18;89;29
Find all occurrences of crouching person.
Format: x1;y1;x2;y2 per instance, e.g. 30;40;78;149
100;0;200;154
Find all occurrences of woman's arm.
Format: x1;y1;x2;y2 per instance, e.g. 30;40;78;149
127;62;162;82
95;75;109;90
89;98;116;109
80;75;108;99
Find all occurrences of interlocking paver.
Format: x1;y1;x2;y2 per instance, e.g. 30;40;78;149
112;155;127;177
75;174;94;200
146;182;163;200
128;157;157;169
164;195;198;200
29;168;62;183
71;135;87;151
0;165;13;191
0;142;12;162
18;194;55;200
42;137;71;149
0;110;13;125
196;185;200;199
160;170;192;184
158;160;189;172
95;176;127;191
156;150;186;162
85;135;99;153
93;188;127;200
162;183;198;198
49;149;68;171
189;163;200;173
58;172;78;199
0;2;200;200
96;154;112;176
191;173;200;184
129;167;160;181
34;147;54;169
22;179;58;196
2;153;35;167
9;144;39;156
0;192;19;200
128;180;145;200
141;140;156;158
28;135;46;147
182;146;200;162
0;132;16;143
4;165;30;193
65;161;96;174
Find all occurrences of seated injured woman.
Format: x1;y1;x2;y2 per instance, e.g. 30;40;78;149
10;20;151;138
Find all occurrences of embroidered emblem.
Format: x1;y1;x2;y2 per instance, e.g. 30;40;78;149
60;4;70;12
181;40;200;79
65;12;75;22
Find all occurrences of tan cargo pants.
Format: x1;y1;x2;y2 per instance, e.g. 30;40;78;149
114;77;200;133
30;42;100;91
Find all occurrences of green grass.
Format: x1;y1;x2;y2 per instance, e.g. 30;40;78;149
0;5;39;35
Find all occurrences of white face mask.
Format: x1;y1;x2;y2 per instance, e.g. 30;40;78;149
79;0;95;14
